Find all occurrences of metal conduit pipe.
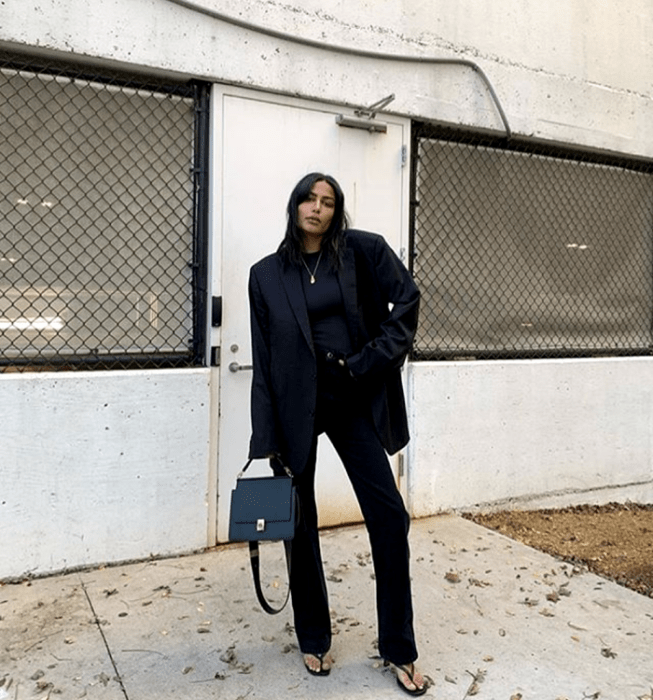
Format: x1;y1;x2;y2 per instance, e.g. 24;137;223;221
166;0;511;139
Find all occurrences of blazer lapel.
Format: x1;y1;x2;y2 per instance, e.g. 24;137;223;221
278;258;315;356
338;246;360;349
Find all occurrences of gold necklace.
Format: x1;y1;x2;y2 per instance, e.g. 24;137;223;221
301;249;323;284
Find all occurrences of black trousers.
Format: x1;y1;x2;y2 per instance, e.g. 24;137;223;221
288;355;418;666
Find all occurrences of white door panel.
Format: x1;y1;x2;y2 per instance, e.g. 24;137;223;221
214;88;409;542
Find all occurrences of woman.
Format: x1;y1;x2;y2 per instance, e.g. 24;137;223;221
248;173;426;696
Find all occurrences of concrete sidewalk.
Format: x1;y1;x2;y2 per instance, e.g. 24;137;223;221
2;514;653;700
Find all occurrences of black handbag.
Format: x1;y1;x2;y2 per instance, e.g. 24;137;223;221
229;459;298;614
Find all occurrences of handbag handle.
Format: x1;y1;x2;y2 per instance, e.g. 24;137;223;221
248;539;292;615
237;457;294;480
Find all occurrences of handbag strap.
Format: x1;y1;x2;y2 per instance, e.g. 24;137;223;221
248;539;292;614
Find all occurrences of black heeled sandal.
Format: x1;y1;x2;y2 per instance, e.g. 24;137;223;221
303;652;333;676
384;660;427;696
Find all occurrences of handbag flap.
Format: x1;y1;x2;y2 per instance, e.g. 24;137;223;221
231;476;294;524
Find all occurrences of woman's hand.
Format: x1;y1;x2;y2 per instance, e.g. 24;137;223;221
268;454;288;477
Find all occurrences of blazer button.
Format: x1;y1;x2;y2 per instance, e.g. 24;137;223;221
326;351;334;360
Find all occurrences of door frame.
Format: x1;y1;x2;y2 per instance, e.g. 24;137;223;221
207;84;413;544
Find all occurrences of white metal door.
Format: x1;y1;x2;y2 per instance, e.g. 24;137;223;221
213;87;409;542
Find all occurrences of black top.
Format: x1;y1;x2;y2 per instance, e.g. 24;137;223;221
301;251;353;356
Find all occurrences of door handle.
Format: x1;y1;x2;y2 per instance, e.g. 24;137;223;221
228;361;253;373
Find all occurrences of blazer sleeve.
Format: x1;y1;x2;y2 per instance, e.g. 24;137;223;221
247;266;281;460
345;235;420;380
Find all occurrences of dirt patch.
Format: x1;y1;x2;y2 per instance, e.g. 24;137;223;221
464;502;653;598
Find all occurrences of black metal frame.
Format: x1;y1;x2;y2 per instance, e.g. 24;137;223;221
191;80;211;367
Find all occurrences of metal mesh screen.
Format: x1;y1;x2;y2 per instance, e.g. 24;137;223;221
0;52;208;371
411;125;653;360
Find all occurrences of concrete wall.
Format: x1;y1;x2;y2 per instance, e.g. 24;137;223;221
2;0;652;156
408;359;653;516
1;370;212;578
2;0;653;578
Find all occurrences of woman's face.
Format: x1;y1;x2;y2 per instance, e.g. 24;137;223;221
297;180;336;244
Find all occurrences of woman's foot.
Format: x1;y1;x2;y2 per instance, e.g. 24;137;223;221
303;651;334;676
386;661;427;696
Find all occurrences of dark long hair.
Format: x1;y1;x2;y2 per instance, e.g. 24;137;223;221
277;172;350;269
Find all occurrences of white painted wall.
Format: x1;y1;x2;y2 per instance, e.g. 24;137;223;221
1;0;653;578
409;358;653;516
1;370;212;579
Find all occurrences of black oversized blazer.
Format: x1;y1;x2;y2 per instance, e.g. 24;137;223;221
248;229;420;477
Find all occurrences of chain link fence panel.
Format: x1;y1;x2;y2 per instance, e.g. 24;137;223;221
0;51;208;371
411;124;653;360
